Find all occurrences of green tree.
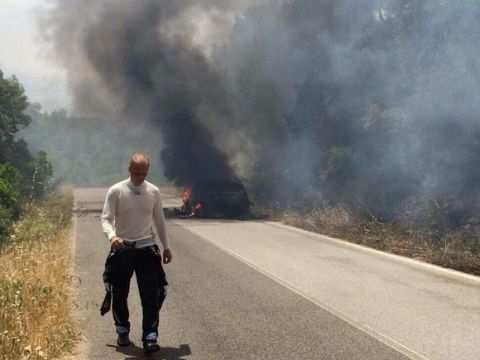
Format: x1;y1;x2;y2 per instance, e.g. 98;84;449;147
0;70;54;241
0;71;30;162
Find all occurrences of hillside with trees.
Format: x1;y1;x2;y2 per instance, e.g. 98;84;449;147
19;108;165;187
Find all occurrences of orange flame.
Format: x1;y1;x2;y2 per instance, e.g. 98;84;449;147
180;187;201;216
182;187;192;204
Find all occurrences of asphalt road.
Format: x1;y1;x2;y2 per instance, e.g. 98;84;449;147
70;188;480;359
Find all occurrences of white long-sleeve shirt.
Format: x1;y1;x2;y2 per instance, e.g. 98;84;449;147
101;178;169;249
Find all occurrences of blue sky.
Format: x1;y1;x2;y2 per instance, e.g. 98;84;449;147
0;0;69;112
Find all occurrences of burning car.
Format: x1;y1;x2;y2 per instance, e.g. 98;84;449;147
180;179;250;217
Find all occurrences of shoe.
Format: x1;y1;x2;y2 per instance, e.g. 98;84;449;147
117;333;131;347
143;340;160;354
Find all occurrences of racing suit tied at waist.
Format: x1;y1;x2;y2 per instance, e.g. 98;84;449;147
122;236;156;248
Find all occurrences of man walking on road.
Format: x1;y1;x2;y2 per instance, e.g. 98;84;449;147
101;152;172;354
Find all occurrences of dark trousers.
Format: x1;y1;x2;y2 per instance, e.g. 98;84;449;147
108;244;168;340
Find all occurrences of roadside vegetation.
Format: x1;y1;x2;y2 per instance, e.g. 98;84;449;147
0;191;77;360
0;69;78;359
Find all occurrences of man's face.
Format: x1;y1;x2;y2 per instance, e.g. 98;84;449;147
129;162;149;186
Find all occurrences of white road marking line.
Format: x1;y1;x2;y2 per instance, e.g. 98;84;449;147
173;220;429;360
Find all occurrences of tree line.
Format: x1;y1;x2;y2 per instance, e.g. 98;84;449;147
20;108;164;188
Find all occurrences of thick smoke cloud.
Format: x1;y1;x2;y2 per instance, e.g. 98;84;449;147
43;0;480;222
215;0;480;219
42;0;262;191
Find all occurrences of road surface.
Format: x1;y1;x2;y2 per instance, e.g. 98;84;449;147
69;188;480;359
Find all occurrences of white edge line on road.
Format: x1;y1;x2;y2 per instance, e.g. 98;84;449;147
265;222;480;286
172;220;429;360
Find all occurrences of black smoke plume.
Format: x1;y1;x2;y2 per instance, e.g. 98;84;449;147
42;0;244;192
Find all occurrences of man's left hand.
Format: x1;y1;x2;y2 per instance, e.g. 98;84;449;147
163;248;172;264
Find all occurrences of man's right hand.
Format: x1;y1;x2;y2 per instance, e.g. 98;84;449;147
110;236;124;249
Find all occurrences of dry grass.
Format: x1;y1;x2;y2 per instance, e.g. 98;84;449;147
278;206;480;276
0;191;78;360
